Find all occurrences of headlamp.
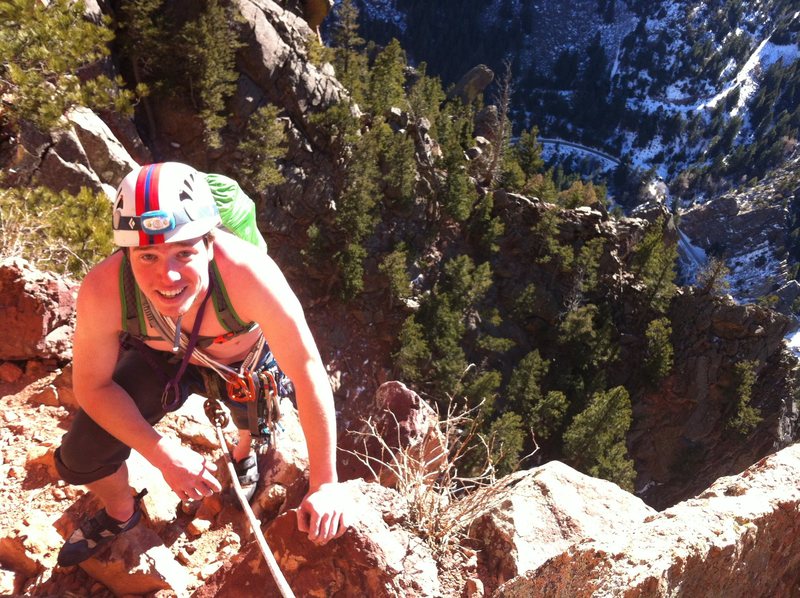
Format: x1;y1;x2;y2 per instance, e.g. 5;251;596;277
140;210;176;234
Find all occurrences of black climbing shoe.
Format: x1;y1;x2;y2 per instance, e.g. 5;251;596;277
57;489;148;567
233;451;260;507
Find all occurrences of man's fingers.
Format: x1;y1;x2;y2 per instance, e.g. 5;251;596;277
296;506;310;533
333;512;347;539
202;468;222;493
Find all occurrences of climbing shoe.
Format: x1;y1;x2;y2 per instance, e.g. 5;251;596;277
233;451;260;507
57;489;148;567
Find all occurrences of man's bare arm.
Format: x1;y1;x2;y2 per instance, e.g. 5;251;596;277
72;257;220;497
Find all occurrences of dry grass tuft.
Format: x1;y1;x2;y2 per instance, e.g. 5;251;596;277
345;399;537;556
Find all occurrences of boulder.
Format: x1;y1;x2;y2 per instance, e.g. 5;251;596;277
493;444;800;597
0;258;77;361
234;0;346;122
469;461;655;594
338;381;446;488
448;64;495;106
0;520;63;594
77;525;191;596
194;479;441;597
65;107;139;188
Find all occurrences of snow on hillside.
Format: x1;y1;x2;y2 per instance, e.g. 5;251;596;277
699;38;800;116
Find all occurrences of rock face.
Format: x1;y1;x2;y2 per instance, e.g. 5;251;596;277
680;192;788;302
192;480;442;598
0;258;77;361
338;381;445;486
633;288;798;509
469;462;655;594
494;444;800;598
5;108;138;198
448;64;495;105
234;0;345;121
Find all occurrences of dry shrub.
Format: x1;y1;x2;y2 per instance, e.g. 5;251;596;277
345;399;536;555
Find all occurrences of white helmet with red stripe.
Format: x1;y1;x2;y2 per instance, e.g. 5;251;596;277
112;162;221;247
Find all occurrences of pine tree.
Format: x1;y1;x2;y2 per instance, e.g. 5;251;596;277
367;38;407;115
486;411;525;477
0;0;138;131
407;62;445;126
644;317;673;382
395;316;429;382
380;243;411;305
180;0;242;148
632;216;678;313
378;126;417;206
563;386;635;490
236;104;287;192
507;350;568;439
516;125;545;182
330;0;367;103
728;360;762;436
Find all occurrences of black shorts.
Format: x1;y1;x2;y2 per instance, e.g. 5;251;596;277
54;341;287;486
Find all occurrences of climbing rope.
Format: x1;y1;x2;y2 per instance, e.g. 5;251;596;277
203;392;295;598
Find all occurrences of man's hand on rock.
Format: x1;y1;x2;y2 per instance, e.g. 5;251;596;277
296;482;351;545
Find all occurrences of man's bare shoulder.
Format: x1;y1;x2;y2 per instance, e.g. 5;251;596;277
77;251;124;312
211;231;300;316
212;231;280;282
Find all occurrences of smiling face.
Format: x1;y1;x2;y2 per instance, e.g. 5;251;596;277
128;236;212;319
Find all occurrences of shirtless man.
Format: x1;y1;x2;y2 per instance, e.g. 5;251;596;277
55;162;347;566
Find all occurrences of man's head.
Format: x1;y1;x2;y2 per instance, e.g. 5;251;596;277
114;163;219;317
112;162;220;247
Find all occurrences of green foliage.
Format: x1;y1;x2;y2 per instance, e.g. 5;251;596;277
644;317;674;382
476;334;515;354
485;411;525;477
468;192;505;255
0;187;113;277
330;0;367;102
332;120;382;298
236;104;287;191
460;369;501;408
573;237;606;297
336;242;368;298
533;209;573;270
439;255;493;314
512;283;538;320
427;295;469;391
395;316;429;382
377;125;417;206
557;179;601;209
507;351;568;439
632;216;678;313
367;38;407;115
0;0;139;131
180;0;242;148
408;255;495;394
515;125;545;182
306;32;334;67
694;256;731;295
563;386;635;490
557;303;619;402
728;360;762;435
380;244;411;303
407;62;445;125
